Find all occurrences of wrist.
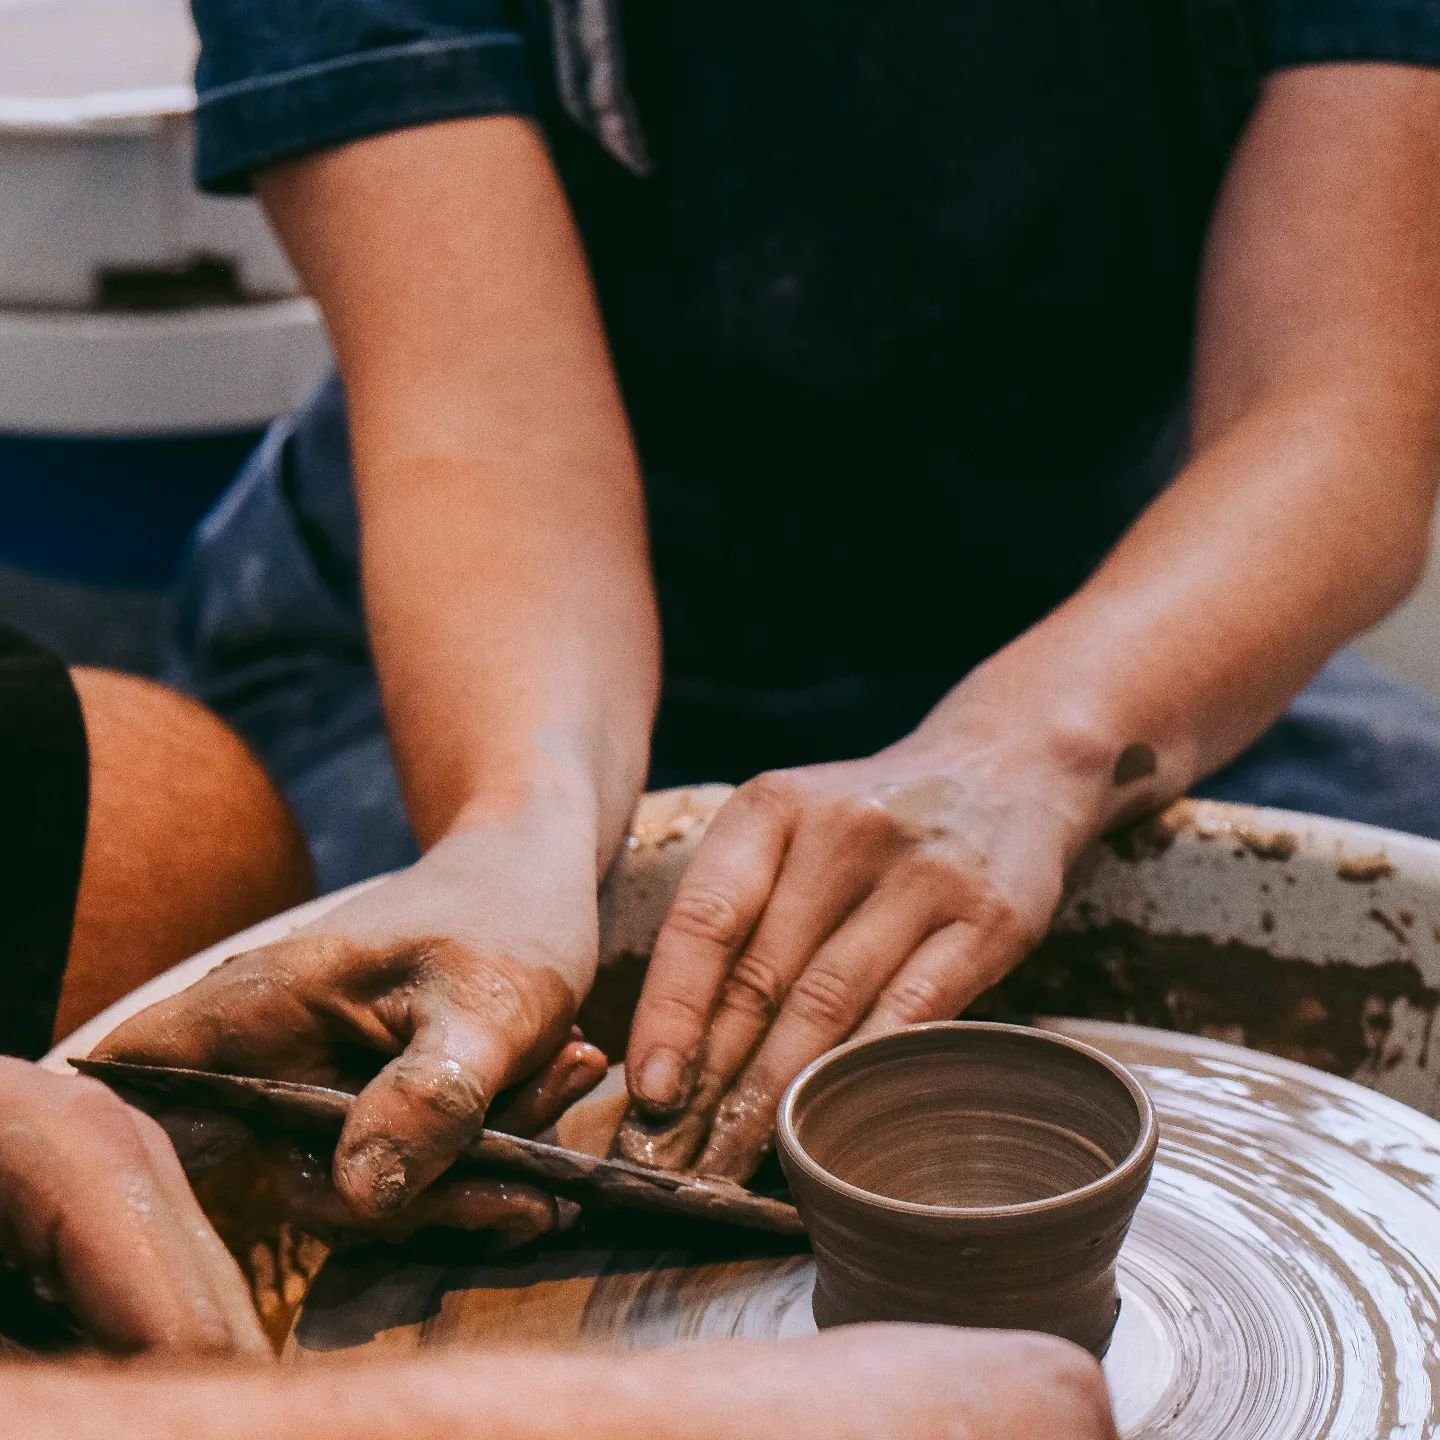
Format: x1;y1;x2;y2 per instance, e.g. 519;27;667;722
440;730;646;882
905;649;1185;861
445;767;599;841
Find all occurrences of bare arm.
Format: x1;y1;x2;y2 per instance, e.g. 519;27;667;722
256;117;658;861
625;63;1440;1177
947;61;1440;812
102;119;656;1221
1;1329;1115;1440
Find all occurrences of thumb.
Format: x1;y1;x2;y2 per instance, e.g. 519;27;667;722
333;998;545;1220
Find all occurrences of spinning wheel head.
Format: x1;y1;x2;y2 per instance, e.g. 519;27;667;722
294;1023;1440;1440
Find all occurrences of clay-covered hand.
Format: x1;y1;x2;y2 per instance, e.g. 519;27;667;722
94;815;608;1227
141;1020;605;1254
622;738;1081;1179
0;1058;269;1356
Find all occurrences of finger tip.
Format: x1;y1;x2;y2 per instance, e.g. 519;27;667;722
559;1069;606;1113
572;1042;609;1079
694;1149;757;1185
629;1047;693;1115
522;1187;563;1232
557;1038;607;1073
333;1137;414;1220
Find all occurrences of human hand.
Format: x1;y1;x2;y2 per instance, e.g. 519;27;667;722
0;1058;268;1357
96;810;608;1226
621;733;1093;1178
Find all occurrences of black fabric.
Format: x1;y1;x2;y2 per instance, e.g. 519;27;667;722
183;1;1440;699
0;628;88;1059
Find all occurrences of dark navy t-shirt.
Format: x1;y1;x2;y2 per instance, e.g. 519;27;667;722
189;0;1440;759
557;1;1248;688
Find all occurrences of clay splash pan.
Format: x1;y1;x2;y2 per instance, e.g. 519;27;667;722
293;1021;1440;1437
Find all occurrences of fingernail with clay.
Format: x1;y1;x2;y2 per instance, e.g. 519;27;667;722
340;1138;411;1218
636;1049;689;1112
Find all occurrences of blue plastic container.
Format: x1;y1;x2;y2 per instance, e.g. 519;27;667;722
0;429;262;588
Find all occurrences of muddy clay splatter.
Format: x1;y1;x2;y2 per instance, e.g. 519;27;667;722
1337;852;1397;883
992;922;1440;1079
1233;825;1300;862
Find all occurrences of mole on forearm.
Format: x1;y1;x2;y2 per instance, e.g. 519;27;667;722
1112;744;1157;787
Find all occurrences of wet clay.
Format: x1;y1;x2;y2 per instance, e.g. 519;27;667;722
293;1022;1440;1440
1002;923;1440;1078
1101;804;1299;865
776;1023;1157;1355
1337;852;1397;883
610;1057;716;1172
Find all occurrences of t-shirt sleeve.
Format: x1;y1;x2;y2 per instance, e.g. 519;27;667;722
1260;0;1440;72
191;0;538;194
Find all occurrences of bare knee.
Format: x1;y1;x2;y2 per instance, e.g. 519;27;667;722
54;669;314;1039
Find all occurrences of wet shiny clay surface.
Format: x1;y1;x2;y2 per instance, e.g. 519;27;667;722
298;1020;1440;1438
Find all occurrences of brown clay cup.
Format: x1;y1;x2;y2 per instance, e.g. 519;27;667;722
775;1021;1159;1356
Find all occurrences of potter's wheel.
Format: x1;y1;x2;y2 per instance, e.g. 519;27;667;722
293;1021;1440;1437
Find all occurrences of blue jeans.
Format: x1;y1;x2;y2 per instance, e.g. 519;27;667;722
167;376;1440;891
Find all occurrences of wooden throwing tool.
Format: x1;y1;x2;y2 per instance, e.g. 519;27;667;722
72;1058;803;1237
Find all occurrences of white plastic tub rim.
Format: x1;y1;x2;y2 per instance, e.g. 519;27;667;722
48;790;1440;1127
0;298;331;435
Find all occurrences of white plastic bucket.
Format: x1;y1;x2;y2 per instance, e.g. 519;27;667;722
0;0;298;308
0;298;329;437
0;0;331;589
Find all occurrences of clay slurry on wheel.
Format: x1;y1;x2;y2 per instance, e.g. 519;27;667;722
294;1021;1440;1439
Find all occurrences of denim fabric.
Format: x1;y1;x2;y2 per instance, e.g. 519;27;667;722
191;0;537;192
1196;654;1440;837
168;376;1440;889
1263;0;1440;67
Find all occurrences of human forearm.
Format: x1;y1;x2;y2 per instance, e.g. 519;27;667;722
2;1356;597;1440
2;1329;1114;1440
913;63;1440;852
623;393;1439;1185
256;119;658;864
356;442;658;869
918;385;1440;847
97;119;661;1224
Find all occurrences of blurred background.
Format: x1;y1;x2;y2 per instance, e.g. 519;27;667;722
0;0;329;673
0;0;1435;692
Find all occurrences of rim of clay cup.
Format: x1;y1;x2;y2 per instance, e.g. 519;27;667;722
776;1020;1160;1220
